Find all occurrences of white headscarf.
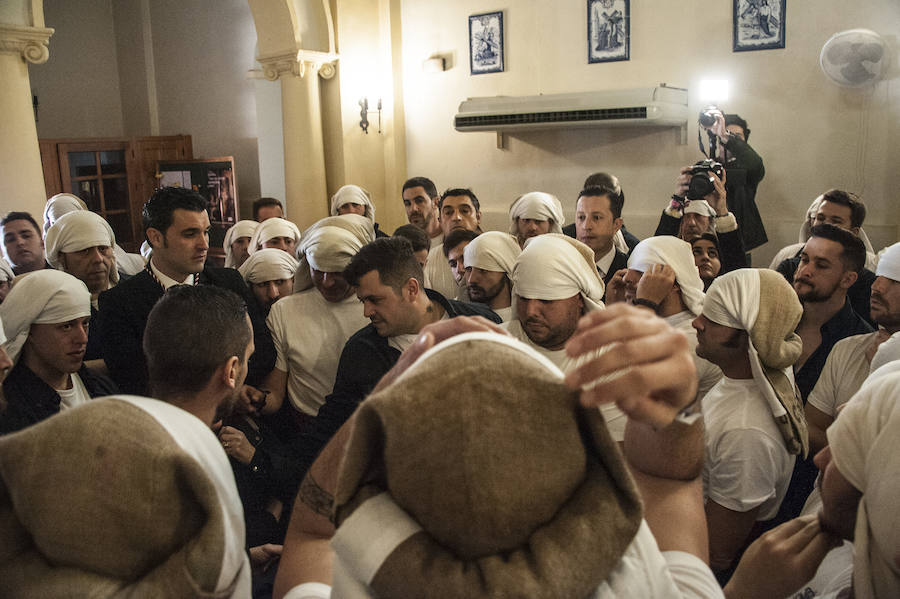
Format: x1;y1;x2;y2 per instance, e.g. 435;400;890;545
238;248;299;285
0;257;12;283
627;236;706;316
683;199;717;218
0;270;91;365
330;185;375;222
44;211;119;286
42;193;87;235
463;231;521;277
875;242;900;281
223;220;258;267
294;214;375;292
827;366;900;599
513;234;605;312
870;332;900;376
248;218;302;255
508;192;565;236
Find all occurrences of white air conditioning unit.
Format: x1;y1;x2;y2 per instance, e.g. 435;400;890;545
454;86;688;133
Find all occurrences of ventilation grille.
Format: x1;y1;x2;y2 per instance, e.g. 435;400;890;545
455;106;648;128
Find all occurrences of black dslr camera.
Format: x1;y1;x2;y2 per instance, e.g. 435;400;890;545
686;159;724;200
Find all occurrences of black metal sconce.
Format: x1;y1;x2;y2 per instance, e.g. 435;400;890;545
359;97;382;134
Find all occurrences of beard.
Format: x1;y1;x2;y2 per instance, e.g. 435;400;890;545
794;278;841;303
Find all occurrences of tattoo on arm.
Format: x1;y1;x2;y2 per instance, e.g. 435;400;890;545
299;472;335;522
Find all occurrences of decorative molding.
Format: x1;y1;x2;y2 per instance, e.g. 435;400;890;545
257;49;339;82
0;23;54;64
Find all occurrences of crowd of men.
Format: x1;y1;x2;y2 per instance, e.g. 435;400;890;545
1;110;899;599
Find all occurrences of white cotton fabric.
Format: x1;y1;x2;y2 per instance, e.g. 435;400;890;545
44;211;120;286
116;395;250;596
875;241;900;281
870;331;900;375
42;193;87;235
508;192;565;235
238;248;299;285
0;270;91;365
330;185;375;222
295;215;375;292
57;373;91;410
0;257;13;283
267;289;369;415
702;377;796;518
514;234;606;312
463;231;520;276
628;236;706;316
223;220;258;267
808;332;878;418
827;367;900;599
683;199;716;218
248;217;301;254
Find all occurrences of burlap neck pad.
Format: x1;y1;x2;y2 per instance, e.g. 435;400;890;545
334;333;643;597
0;398;242;597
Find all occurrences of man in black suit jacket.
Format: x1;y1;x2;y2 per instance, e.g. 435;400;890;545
571;186;628;301
97;187;274;396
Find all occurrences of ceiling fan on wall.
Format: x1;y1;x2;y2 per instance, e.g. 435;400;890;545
819;28;889;88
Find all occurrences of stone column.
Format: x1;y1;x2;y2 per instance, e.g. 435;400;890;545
0;21;54;216
258;52;337;230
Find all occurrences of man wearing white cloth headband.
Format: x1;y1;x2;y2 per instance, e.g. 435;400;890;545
260;215;372;428
463;231;520;322
238;248;299;315
223;219;258;268
507;233;627;440
330;184;388;238
508;191;564;248
0;270;117;435
248;217;302;257
691;268;807;579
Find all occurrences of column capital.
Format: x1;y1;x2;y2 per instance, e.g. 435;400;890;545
257;49;339;82
0;23;54;64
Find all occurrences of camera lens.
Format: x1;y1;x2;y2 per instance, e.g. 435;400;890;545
698;111;716;128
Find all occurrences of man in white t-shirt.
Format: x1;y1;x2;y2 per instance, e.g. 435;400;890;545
692;268;807;578
424;188;482;300
262;215;374;426
806;241;900;454
463;231;520;322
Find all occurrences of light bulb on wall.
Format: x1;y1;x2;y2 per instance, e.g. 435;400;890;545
698;79;730;104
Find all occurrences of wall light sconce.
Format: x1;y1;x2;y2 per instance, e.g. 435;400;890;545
359;97;382;134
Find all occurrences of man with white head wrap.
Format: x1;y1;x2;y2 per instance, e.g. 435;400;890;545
42;192;146;275
223;219;258;268
260;215;373;428
0;270;117;434
330;184;387;238
508;191;565;247
463;231;520;322
0;257;12;303
238;248;299;315
691;268;806;577
248;217;302;257
507;234;627;440
805;241;900;455
616;236;722;401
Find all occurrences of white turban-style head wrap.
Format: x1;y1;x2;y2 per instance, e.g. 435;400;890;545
42;193;87;235
294;214;375;292
463;231;520;279
0;257;13;283
44;211;119;286
702;269;808;456
330;185;375;222
875;242;900;282
248;218;301;255
826;365;900;599
869;331;900;377
0;270;91;365
514;234;605;312
223;220;258;267
683;199;717;219
627;236;706;316
238;248;299;286
508;192;565;236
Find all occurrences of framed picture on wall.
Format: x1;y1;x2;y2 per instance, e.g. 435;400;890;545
469;11;504;75
733;0;785;52
588;0;630;64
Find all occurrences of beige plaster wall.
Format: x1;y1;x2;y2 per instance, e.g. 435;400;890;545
399;0;900;266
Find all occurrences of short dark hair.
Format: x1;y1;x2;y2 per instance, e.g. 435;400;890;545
808;224;866;273
819;189;866;229
438;188;480;212
142;187;208;238
402;177;438;199
691;232;720;249
577;185;624;219
724;114;750;140
252;197;283;220
1;211;41;234
392;224;431;253
442;229;479;259
582;172;625;206
144;285;251;397
344;237;424;291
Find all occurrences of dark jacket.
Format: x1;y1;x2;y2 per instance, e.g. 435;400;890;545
0;363;118;435
97;266;275;395
654;211;748;275
562;223;640;254
721;136;766;251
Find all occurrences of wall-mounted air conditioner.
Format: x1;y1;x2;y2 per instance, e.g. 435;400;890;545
454;86;688;136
